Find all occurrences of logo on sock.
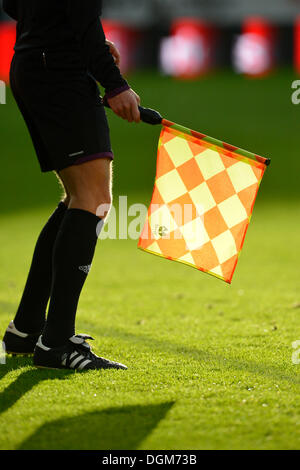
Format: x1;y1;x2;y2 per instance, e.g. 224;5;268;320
78;265;91;274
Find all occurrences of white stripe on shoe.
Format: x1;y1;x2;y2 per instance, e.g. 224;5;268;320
70;354;86;368
69;351;78;361
77;359;92;370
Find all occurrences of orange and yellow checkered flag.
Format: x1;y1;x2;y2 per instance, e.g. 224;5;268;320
138;119;270;284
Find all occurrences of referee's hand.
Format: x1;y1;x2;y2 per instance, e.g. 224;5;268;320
107;89;141;123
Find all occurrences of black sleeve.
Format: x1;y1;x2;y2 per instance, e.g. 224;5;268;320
65;0;129;94
3;0;19;20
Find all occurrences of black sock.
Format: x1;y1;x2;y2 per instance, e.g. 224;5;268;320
14;202;67;334
42;208;103;348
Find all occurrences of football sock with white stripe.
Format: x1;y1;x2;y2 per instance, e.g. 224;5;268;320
13;202;67;334
42;209;103;348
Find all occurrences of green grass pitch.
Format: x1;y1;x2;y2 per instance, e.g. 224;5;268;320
0;70;299;450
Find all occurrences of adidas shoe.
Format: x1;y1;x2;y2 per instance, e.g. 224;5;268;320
3;320;41;356
33;334;128;371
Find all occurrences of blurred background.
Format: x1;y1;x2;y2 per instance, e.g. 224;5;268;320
0;0;299;212
0;3;300;451
1;0;300;79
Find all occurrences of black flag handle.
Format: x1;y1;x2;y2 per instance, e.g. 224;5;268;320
136;106;163;125
103;99;163;126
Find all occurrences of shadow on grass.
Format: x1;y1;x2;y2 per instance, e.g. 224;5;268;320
0;356;73;415
94;326;300;385
17;402;174;450
0;355;33;387
0;357;174;450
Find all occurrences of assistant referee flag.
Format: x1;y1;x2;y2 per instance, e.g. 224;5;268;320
138;120;270;284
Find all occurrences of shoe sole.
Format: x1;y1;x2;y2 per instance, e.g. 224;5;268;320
6;351;34;357
34;365;63;371
34;363;126;371
34;365;91;372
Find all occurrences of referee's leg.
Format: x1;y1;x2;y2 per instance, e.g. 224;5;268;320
42;158;112;347
59;158;112;215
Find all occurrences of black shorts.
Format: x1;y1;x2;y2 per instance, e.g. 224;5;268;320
10;49;113;173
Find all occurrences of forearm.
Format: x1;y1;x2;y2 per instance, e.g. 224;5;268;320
66;0;129;94
87;18;129;93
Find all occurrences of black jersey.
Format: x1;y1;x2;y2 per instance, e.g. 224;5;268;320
2;0;128;94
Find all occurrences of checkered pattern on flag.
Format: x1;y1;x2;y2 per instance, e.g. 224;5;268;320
138;121;269;284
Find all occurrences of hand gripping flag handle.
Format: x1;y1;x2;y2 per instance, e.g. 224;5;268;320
104;101;163;125
104;102;271;166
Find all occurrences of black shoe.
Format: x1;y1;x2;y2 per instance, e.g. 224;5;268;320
3;321;40;356
33;334;128;371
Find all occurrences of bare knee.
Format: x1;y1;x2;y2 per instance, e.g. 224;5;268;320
59;159;113;216
69;188;112;217
94;191;112;219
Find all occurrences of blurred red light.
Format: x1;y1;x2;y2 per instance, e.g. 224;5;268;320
233;17;276;77
294;17;300;75
0;22;16;83
160;18;215;79
102;21;139;75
